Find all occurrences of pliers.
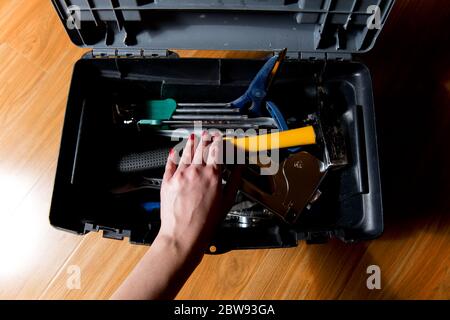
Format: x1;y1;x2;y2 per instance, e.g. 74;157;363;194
231;49;289;130
230;49;299;152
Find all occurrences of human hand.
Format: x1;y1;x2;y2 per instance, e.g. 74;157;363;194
157;131;224;256
112;132;240;300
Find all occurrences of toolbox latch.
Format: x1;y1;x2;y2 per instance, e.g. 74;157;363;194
304;231;333;244
102;227;131;240
83;223;131;240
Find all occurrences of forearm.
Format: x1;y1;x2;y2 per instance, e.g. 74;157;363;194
111;234;204;300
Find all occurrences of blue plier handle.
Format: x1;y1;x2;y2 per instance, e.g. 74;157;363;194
231;54;280;117
230;51;300;152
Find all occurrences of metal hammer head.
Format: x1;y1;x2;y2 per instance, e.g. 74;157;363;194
312;89;348;170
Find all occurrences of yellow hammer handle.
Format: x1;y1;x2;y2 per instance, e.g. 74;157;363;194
225;126;316;152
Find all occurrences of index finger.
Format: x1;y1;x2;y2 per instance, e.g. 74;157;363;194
206;133;223;168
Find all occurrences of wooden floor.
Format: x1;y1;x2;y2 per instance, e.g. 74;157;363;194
0;0;449;300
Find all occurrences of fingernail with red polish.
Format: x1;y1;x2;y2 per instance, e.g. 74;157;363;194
169;148;174;156
190;133;195;140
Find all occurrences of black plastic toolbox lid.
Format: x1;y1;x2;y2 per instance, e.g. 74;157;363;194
52;0;394;56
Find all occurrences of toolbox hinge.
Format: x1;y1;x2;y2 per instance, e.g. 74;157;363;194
142;49;171;58
92;48;118;58
326;52;352;61
297;52;352;61
92;48;171;58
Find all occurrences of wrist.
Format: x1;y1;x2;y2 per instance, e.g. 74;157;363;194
153;232;205;264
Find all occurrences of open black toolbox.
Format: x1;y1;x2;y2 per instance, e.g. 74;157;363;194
50;0;393;253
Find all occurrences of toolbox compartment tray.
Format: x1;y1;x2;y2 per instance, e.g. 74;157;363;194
49;56;382;251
